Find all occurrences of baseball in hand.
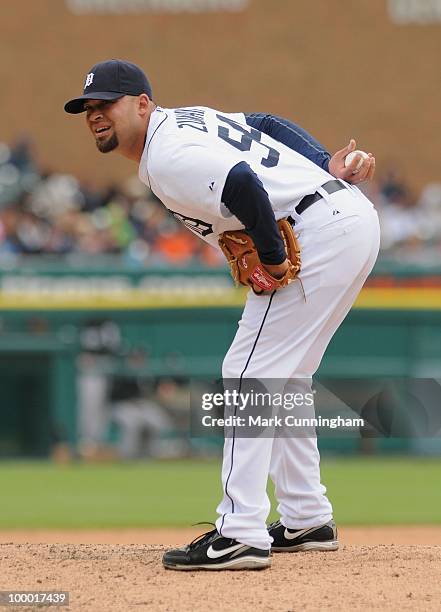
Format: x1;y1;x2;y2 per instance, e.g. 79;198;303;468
344;150;369;173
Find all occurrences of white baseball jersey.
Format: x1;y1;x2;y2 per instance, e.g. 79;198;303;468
138;106;334;248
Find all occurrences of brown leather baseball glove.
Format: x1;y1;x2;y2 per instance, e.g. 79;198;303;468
218;219;301;294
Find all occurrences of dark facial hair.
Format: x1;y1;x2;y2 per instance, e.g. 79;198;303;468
96;131;119;153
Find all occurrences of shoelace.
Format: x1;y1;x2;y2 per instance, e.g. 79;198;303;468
188;522;218;550
267;520;282;530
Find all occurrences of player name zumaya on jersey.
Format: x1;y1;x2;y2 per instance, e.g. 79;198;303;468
138;106;332;246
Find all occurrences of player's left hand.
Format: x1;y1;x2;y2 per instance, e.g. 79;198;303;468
254;259;290;294
329;139;376;185
219;221;301;295
262;259;289;279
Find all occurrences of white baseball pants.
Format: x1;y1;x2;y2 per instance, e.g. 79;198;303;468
215;186;380;549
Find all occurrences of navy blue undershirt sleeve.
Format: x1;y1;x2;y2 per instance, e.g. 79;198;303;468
245;113;331;172
221;161;285;265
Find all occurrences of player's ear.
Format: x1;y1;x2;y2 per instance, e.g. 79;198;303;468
138;94;150;115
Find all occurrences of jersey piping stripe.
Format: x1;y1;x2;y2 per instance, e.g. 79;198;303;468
219;289;276;537
144;112;169;190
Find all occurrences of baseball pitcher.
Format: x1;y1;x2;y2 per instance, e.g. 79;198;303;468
65;60;379;570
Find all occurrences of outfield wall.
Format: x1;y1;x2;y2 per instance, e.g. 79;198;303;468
0;259;440;457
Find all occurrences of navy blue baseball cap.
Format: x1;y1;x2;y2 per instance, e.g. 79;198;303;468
64;59;153;114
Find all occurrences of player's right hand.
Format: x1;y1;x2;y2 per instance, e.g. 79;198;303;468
329;139;376;185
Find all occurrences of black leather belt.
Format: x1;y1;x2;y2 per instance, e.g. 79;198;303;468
288;179;346;224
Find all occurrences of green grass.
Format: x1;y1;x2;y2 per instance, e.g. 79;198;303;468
0;458;440;529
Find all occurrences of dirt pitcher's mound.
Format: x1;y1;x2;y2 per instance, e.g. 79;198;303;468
2;526;441;545
1;543;440;611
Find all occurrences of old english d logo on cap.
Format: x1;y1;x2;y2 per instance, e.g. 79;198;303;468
84;73;94;89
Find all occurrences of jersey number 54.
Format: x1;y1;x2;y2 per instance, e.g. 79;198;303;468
216;114;280;169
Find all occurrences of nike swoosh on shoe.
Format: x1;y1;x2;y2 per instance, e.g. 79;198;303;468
283;526;317;540
206;543;246;559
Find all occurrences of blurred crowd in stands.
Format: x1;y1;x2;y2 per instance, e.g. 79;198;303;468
0;138;221;266
1;137;441;265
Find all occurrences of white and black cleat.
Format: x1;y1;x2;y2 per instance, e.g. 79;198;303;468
163;528;271;571
269;519;339;552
